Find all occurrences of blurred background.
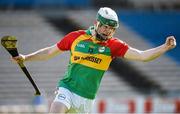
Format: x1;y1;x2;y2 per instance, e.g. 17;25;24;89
0;0;180;113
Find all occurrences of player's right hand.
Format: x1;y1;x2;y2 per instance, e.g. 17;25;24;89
11;54;25;63
165;36;176;50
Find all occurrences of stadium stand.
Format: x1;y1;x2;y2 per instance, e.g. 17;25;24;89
0;0;180;113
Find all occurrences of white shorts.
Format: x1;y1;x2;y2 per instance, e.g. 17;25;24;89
53;87;94;113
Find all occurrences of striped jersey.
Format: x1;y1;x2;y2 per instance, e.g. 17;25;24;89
56;29;129;99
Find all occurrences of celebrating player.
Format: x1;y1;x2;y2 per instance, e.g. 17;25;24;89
12;7;176;113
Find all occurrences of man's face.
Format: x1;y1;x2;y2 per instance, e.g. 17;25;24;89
96;22;116;41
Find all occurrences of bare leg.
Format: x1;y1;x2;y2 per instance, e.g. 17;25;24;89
49;101;68;113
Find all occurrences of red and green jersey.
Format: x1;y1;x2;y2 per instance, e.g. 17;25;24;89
56;29;129;99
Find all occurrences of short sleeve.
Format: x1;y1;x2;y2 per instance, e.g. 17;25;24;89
56;30;85;51
109;38;129;58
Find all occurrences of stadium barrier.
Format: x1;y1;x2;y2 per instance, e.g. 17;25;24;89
0;97;180;113
93;97;180;113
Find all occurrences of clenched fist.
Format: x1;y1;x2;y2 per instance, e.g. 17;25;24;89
164;36;176;51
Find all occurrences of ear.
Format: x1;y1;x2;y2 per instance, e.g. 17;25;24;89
94;20;97;25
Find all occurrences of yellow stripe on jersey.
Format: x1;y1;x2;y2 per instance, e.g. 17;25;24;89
71;51;112;70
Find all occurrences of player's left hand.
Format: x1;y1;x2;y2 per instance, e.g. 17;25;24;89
164;36;176;50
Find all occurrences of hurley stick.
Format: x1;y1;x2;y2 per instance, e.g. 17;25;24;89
1;36;41;95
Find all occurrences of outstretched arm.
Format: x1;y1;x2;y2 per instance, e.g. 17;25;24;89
124;36;176;62
13;44;63;62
